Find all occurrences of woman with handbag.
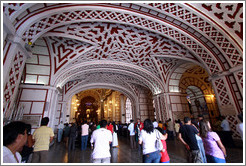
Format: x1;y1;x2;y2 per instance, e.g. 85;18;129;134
139;119;166;163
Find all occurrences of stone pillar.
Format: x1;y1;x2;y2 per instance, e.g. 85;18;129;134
112;92;116;121
47;88;59;130
3;36;32;112
120;94;125;123
210;68;243;139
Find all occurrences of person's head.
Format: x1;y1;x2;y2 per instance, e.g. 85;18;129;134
238;113;243;123
41;117;49;126
198;114;204;121
159;121;162;123
137;118;141;123
26;124;32;135
100;120;107;128
84;120;87;124
143;119;154;134
130;119;134;123
184;117;191;124
154;119;156;122
3;121;28;152
199;120;212;138
156;127;166;135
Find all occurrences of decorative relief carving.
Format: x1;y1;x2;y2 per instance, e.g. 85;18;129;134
147;3;243;67
4;50;25;106
201;3;243;40
213;78;231;106
19;6;222;74
48;36;93;74
48;22;196;78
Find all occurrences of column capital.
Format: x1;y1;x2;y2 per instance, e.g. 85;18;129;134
7;35;32;59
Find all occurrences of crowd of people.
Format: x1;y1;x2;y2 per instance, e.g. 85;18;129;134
3;113;243;163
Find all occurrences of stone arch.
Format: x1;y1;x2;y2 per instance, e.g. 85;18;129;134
63;82;139;121
11;3;241;74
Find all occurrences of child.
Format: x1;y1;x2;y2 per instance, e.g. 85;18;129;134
156;127;170;163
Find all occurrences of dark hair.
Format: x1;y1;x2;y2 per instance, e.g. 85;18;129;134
41;117;49;126
130;119;134;123
100;120;107;128
112;121;117;131
156;127;166;135
198;114;203;118
3;121;27;146
199;120;211;138
26;124;32;135
143;119;154;134
238;113;243;122
184;117;191;124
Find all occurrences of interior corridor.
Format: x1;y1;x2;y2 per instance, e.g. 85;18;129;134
42;135;243;163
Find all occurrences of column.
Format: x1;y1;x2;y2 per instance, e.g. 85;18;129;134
120;94;126;123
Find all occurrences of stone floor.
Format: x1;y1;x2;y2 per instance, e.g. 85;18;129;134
42;135;243;163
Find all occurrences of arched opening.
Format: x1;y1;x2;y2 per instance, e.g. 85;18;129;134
179;65;220;126
186;86;210;121
69;89;132;124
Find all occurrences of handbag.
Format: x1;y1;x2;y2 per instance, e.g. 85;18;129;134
155;129;163;151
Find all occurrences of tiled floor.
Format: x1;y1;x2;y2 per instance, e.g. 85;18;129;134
42;135;243;163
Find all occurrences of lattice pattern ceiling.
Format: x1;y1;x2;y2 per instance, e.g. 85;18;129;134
3;2;243;96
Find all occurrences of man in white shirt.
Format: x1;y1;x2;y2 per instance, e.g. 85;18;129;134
81;121;89;151
128;119;136;149
90;120;112;163
3;121;28;163
57;121;64;143
220;116;235;147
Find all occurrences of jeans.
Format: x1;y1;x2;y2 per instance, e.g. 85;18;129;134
196;135;207;163
92;157;110;163
187;149;203;163
143;151;161;163
81;135;88;150
58;129;63;142
206;155;226;163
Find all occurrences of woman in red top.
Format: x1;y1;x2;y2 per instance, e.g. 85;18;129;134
107;121;114;133
156;127;170;163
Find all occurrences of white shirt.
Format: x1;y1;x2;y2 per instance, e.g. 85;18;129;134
139;129;162;155
221;119;231;131
90;128;112;159
81;124;89;136
153;121;158;128
3;146;22;163
128;123;135;136
236;123;243;140
57;124;64;130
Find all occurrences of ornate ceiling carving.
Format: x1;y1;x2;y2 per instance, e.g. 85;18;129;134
3;2;243;99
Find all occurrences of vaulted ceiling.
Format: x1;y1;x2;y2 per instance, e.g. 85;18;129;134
4;3;243;96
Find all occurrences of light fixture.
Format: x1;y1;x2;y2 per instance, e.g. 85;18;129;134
109;100;112;104
115;104;117;106
77;103;79;106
